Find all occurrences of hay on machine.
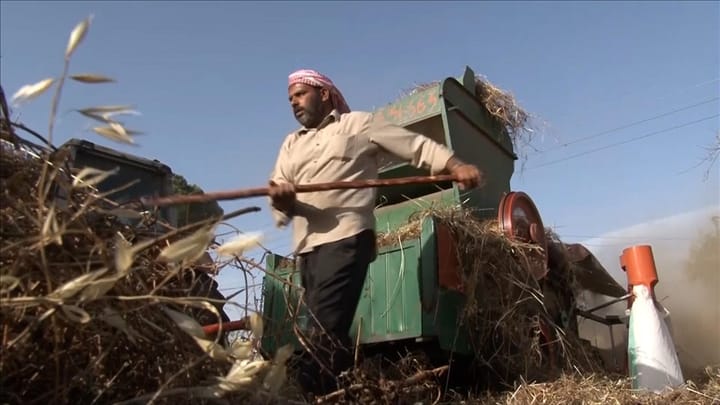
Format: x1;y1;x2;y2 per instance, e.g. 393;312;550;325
375;206;602;384
399;72;537;157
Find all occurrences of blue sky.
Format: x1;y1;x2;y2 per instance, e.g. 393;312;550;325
2;1;718;316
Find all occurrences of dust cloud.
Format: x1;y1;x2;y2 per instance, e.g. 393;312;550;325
574;205;719;381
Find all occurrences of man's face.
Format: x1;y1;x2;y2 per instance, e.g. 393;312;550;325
288;83;330;128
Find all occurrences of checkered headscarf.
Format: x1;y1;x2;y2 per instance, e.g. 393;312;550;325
288;69;350;114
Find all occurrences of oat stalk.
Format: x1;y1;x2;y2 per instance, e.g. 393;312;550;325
48;15;92;143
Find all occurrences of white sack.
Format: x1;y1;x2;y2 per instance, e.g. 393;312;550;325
627;284;684;393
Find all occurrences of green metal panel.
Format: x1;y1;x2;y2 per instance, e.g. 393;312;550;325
419;216;439;333
354;190;457;345
375;189;456;234
350;240;423;343
441;75;515;158
261;255;305;354
418;216;474;355
439;74;516;216
431;290;473;354
375;85;442;126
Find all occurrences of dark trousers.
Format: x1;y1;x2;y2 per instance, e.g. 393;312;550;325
295;229;375;396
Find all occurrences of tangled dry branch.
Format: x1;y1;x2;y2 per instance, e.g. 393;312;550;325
0;130;293;404
1;16;287;404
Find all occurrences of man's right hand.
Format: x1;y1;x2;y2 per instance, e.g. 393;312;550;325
445;156;485;190
268;180;296;214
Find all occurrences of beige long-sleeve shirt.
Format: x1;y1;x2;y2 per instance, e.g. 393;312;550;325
269;109;455;254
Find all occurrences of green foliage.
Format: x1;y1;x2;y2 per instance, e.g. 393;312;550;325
171;174;224;227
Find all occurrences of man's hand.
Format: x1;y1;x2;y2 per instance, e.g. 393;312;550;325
268;180;296;214
445;157;485;190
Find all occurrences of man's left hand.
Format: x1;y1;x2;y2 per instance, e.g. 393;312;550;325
447;159;485;190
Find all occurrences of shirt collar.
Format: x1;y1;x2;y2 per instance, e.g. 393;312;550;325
297;109;341;135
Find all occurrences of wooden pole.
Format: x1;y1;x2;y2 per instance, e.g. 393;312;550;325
202;319;249;335
142;174;459;207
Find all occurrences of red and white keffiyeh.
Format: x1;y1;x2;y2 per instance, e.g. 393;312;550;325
288;69;350;114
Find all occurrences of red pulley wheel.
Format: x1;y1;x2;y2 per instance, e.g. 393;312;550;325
497;191;549;279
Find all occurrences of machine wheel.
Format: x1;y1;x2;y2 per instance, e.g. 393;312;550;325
499;191;564;373
497;191;549;280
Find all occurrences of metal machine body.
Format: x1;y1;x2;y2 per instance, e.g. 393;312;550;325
56;138;176;229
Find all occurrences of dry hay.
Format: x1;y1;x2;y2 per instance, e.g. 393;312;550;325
472;74;532;139
276;349;449;404
375;219;423;248
0;135;292;404
1;15;293;403
375;205;604;388
476;366;720;405
274;349;719;404
313;352;447;404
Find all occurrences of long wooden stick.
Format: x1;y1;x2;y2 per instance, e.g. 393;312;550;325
202;318;249;335
142;174;458;207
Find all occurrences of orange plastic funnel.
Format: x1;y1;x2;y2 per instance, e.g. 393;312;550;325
620;245;659;291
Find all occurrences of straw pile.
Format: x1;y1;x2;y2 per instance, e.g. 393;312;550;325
0;131;299;404
472;74;532;140
304;351;448;404
478;367;720;404
1;14;298;403
289;355;719;404
375;206;602;388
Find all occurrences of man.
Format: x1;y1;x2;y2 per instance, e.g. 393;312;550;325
267;69;483;395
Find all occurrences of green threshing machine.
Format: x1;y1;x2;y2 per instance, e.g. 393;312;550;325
259;66;627;361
